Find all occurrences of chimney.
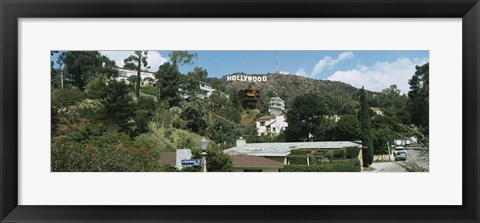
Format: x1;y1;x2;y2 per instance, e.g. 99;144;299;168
236;137;246;147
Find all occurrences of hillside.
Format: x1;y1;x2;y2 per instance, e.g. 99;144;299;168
208;73;375;105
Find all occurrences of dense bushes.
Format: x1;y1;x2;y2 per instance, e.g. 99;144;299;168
280;159;361;172
345;147;360;158
52;129;162;172
288;148;312;165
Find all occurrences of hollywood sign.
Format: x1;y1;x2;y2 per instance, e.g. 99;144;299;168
226;75;268;82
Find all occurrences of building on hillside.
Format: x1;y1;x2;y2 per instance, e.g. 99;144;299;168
268;97;285;115
256;115;288;136
394;137;418;146
199;81;214;98
370;107;384;116
115;67;156;87
224;138;363;167
325;114;341;123
229;155;283;172
239;89;260;109
179;81;226;100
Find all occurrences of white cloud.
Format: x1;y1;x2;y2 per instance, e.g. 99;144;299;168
310;51;354;77
295;68;307;77
327;57;429;93
99;51;168;72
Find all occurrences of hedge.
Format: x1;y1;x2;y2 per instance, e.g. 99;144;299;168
280;159;361;172
289;148;313;165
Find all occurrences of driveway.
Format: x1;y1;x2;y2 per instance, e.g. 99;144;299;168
368;161;406;172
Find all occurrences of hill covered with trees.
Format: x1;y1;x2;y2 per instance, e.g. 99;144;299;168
50;50;429;171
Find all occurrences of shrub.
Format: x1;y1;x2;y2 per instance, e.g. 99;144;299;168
85;74;107;99
141;86;159;97
288;149;313;165
191;148;234;172
345;146;360;159
289;148;312;155
280;159;361;172
333;149;346;159
52;87;85;107
51;129;162;172
325;151;334;161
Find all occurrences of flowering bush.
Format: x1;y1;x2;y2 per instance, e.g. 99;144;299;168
52;129;162;172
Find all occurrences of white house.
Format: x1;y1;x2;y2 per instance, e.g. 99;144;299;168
179;81;225;100
256;114;288;136
268;97;285;115
370;107;384;116
115;67;156;87
199;81;214;98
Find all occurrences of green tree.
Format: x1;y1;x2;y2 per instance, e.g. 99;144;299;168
185;66;208;95
103;80;135;133
85;74;107;99
59;51;117;90
169;51;197;66
284;93;332;142
378;84;408;120
208;116;241;145
181;99;207;133
256;93;270;115
123;51;149;98
206;90;229;114
226;88;242;123
358;87;374;167
134;97;156;134
407;62;429;135
335;114;361;141
51;87;85;108
156;62;181;107
191;148;234;172
372;128;395;155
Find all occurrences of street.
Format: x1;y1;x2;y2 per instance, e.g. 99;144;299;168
365;149;429;172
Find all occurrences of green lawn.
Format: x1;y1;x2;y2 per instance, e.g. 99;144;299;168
145;122;217;150
141;86;158;97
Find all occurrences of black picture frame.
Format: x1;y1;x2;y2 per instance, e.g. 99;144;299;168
1;0;479;222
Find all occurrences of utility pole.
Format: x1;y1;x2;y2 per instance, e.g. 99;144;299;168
275;52;279;74
387;142;392;161
60;64;64;89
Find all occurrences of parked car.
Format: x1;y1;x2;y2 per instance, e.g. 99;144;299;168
394;150;407;161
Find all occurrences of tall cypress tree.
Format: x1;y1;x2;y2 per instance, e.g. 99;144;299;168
359;87;374;167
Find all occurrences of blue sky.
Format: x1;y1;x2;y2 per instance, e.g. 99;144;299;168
78;50;428;93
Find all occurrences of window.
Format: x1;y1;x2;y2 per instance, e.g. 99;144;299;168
260;121;265;126
272;127;276;132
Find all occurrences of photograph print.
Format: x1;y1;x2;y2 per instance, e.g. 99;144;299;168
50;50;429;172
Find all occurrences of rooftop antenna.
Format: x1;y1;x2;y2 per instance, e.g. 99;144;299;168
275;51;279;74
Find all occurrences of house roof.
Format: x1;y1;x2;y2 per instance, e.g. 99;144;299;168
229;155;283;168
265;120;276;127
256;115;275;121
159;152;176;166
224;141;362;157
270;97;284;101
116;66;156;75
